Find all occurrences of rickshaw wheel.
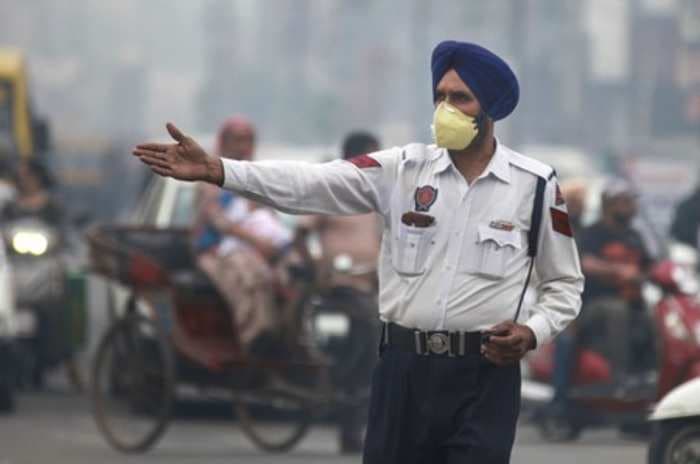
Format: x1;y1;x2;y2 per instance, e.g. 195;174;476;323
233;359;329;453
90;313;175;454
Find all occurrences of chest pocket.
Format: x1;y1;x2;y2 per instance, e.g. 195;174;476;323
461;223;522;280
391;224;436;276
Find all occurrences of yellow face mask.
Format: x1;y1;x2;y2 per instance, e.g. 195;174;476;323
431;102;480;150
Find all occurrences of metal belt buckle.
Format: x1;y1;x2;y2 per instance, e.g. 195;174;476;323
427;332;449;355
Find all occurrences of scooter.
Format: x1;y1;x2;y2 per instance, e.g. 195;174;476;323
521;258;700;442
3;217;70;388
648;377;700;464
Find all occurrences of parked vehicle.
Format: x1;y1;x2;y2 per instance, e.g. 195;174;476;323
522;256;700;442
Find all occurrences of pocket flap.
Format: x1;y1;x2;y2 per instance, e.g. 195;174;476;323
477;223;522;249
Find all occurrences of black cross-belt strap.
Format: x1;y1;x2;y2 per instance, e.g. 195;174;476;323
513;175;547;323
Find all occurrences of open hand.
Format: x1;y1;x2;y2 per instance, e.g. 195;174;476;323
132;123;223;184
481;321;536;366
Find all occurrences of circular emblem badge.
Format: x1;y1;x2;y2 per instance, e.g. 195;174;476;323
414;186;438;212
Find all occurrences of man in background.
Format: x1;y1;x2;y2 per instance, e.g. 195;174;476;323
296;131;381;454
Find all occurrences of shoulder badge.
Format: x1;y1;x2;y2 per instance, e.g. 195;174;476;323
347;154;381;169
550;208;573;237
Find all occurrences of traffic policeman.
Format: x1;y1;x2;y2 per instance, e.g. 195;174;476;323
133;40;584;464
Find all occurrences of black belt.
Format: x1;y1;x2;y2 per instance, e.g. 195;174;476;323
381;322;483;357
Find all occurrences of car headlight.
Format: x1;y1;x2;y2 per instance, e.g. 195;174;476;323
12;231;50;256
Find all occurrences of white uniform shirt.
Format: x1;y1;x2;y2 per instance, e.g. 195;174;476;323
221;142;584;346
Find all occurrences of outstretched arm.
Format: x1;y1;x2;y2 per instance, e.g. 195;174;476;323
134;123;399;217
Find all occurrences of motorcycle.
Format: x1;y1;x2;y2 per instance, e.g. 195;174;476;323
648;377;700;464
521;256;700;442
3;217;71;388
308;254;379;401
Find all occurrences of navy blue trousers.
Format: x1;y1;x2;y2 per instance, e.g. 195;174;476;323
363;346;521;464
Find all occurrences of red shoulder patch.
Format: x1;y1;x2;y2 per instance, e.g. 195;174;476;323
347;154;381;169
550;208;573;237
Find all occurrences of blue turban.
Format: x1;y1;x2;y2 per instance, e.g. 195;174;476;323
431;41;519;121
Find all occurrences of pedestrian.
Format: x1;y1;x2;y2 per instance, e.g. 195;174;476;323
133;40;584;463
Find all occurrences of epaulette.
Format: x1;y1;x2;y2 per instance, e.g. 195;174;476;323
507;149;556;181
400;143;432;163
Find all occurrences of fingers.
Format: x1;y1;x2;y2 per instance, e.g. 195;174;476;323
133;149;173;175
482;340;525;364
166;122;187;143
482;322;528;365
489;332;523;348
133;148;169;159
488;321;515;335
132;149;171;168
135;142;172;153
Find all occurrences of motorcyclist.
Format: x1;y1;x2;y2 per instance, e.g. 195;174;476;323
2;159;64;227
552;178;653;409
1;159;83;390
295;131;381;454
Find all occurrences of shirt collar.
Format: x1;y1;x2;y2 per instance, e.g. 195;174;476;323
431;140;512;184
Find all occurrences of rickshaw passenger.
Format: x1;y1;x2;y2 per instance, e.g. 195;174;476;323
193;117;289;355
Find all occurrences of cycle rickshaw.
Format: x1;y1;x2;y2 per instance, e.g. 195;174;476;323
86;223;375;454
